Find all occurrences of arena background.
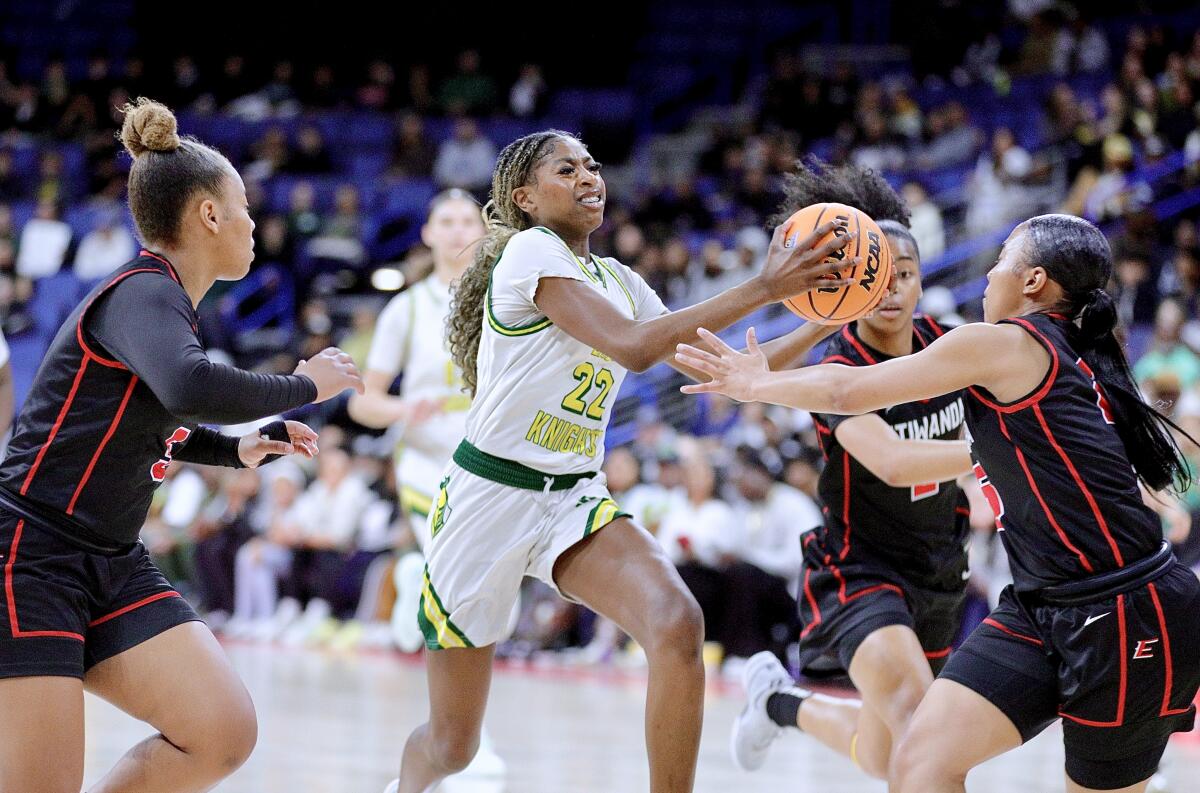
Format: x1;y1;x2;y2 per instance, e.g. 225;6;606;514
2;1;1200;790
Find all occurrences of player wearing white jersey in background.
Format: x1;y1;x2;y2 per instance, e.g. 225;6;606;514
387;129;858;793
349;190;480;646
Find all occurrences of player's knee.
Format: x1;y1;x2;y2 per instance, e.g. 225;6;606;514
0;764;84;793
208;691;258;773
889;726;964;792
876;675;928;735
428;727;479;774
646;588;705;663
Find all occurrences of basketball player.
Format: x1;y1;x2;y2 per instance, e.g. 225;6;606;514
0;98;363;793
349;190;508;781
391;129;859;793
677;214;1200;793
729;160;974;781
348;189;481;652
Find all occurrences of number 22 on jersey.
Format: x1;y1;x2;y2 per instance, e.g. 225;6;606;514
561;361;614;421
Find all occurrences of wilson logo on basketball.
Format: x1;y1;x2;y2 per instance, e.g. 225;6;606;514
815;215;851;294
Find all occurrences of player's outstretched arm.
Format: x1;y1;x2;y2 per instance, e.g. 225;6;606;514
834;414;972;488
675;322;1019;414
536;221;858;373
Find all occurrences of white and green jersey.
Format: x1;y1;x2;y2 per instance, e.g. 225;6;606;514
367;276;471;492
465;227;667;476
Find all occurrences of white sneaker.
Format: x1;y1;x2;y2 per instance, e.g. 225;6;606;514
391;553;426;653
730;651;799;772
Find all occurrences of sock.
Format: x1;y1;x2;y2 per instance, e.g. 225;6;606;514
766;689;808;729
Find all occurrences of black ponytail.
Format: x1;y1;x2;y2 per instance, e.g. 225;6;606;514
1025;214;1193;491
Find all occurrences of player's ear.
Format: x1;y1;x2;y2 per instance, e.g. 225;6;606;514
197;196;220;236
1022;265;1049;297
511;185;535;217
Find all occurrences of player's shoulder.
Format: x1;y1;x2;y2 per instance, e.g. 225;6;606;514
913;314;952;343
820;325;869;367
502;226;565;259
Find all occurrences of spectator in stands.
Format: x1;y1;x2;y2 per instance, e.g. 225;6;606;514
923;102;983;171
1113;248;1161;327
73;207;136;282
902;181;946;261
230;463;306;635
0;150;21;202
406;64;436;114
306;64;343;109
142;461;213;594
439;49;498;116
16;199;72;279
1135;299;1200;391
851;111;906;173
166;55;204;110
510;64;548;118
211;54;252;109
261;60;300;115
1052;9;1111;75
357;60;397;111
243;127;290;182
192;468;260;618
390;112;436;178
34;150;70;205
657;452;737;646
1080;133;1152;222
720;450;817;662
1160;245;1200;318
287;181;322;242
286;125;335;175
432;118;496;195
965;127;1034;235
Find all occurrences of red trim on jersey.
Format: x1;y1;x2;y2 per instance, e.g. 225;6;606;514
840;325;879;365
838;450;852;560
4;520;85;641
982;617;1043;647
821;355;858;367
923;315;945;337
967;318;1059;413
997;413;1095;573
1060;594;1127;727
1032;403;1125;567
924;646;952;660
799;567;823;638
75;267;171;370
955;506;971;517
828;562;904;604
1146;582;1191;717
66;375;139;515
20;356;91;496
87;590;182;628
138;249;182;284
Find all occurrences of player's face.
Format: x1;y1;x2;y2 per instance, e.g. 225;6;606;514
860;234;921;337
214;170;255;280
517;137;605;239
422;197;485;269
983;225;1028;323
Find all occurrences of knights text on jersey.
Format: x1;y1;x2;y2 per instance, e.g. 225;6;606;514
809;317;970;591
964;312;1161;591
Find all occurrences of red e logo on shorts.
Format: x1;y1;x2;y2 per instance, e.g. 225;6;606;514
150;427;191;482
1133;639;1159;660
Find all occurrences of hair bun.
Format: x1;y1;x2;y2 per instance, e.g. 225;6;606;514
1075;288;1117;348
119;97;180;157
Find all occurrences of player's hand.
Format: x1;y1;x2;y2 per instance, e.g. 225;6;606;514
294;347;365;402
400;397;446;427
755;220;860;303
675;327;768;403
238;421;319;468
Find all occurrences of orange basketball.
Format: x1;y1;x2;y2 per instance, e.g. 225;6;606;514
780;202;894;325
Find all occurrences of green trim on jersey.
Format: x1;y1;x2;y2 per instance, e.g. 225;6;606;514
532;226;605;284
595;257;637;315
583;497;631;538
419;567;473;650
453;439;597;491
485;253;553;337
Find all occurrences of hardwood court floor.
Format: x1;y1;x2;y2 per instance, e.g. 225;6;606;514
81;643;1200;792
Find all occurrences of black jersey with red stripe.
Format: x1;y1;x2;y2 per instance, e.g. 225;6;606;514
965;312;1161;592
810;316;970;591
0;251;316;548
